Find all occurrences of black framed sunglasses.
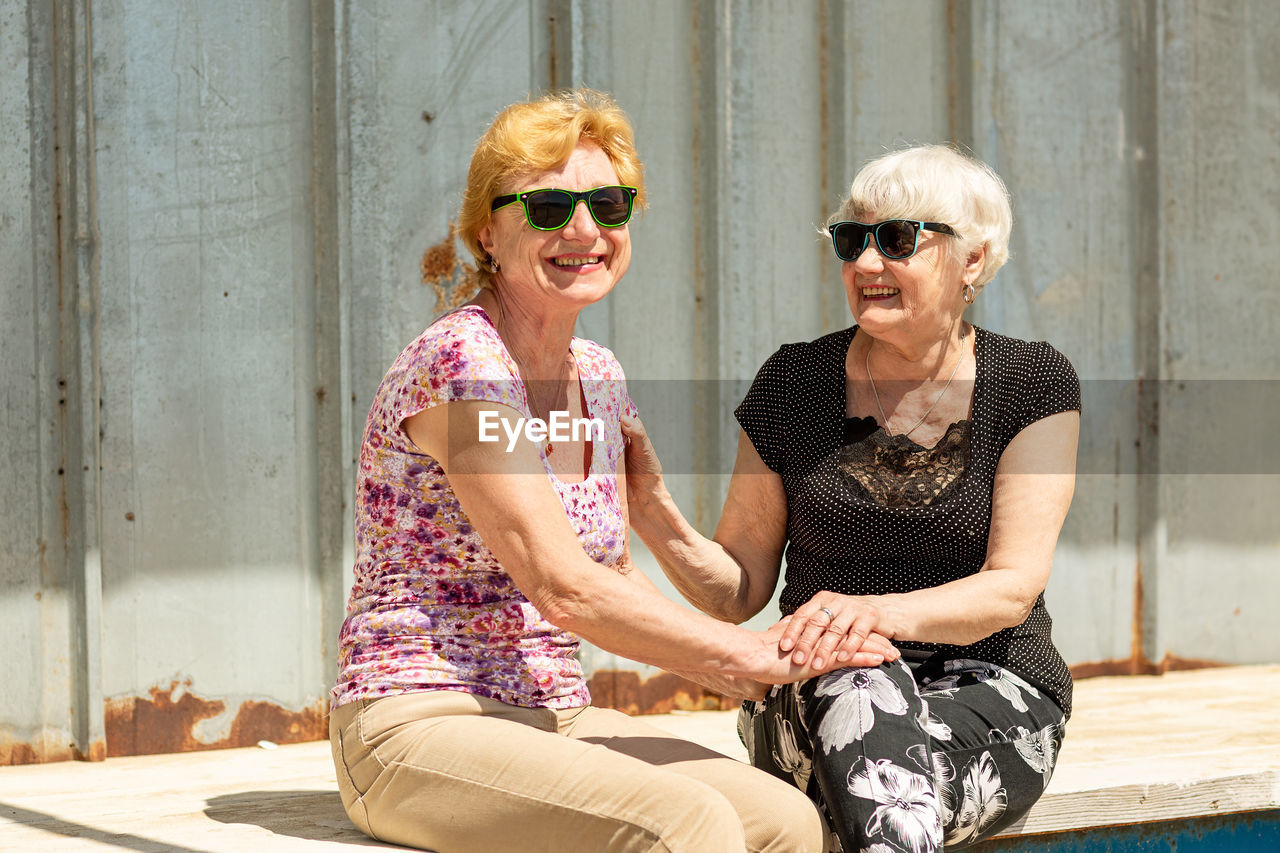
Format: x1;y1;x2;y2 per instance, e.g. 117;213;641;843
490;185;638;231
827;219;959;261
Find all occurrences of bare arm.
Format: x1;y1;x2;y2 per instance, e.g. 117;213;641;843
623;419;788;623
612;550;772;701
609;449;767;700
614;434;893;698
405;400;880;683
783;410;1080;666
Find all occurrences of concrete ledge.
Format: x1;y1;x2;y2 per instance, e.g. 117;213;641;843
1;666;1277;850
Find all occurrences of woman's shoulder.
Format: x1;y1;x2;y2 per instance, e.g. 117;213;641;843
420;304;503;349
740;326;853;403
370;305;524;433
975;326;1080;420
976;326;1077;377
395;305;513;378
759;325;856;370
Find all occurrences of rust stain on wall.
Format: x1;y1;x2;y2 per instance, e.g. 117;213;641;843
420;221;478;313
74;739;107;762
1;741;38;765
0;738;65;766
1129;560;1151;674
588;669;736;715
1071;654;1225;680
1068;556;1227;679
0;733;103;766
104;680;327;758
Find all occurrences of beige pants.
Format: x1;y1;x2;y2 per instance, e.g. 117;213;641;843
330;690;826;853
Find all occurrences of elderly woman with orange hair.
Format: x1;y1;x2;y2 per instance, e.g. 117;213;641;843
326;89;897;853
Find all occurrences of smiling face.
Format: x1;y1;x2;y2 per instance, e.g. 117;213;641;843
478;143;631;314
841;216;981;349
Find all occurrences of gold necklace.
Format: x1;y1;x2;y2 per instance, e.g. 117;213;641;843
525;356;574;456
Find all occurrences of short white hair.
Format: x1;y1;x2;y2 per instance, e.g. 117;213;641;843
829;145;1013;292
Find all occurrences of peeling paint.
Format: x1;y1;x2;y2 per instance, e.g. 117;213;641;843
587;669;736;716
103;680;327;758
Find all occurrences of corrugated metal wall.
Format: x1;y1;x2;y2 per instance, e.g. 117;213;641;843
3;0;1277;764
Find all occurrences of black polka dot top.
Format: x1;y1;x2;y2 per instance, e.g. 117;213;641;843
735;325;1081;717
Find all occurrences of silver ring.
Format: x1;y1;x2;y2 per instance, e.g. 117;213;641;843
818;607;836;623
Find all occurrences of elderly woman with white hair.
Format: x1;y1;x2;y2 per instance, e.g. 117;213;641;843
624;144;1080;850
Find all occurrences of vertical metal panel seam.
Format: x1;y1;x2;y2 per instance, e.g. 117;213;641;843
818;0;845;326
542;0;571;92
543;2;586;92
50;0;106;761
74;0;105;760
698;0;739;531
966;0;1001;332
291;0;325;698
689;0;723;532
946;0;975;149
19;0;78;764
310;0;346;680
1136;0;1169;669
568;0;584;88
715;0;751;510
332;0;357;673
545;1;557;90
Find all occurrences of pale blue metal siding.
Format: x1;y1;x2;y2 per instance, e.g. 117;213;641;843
2;0;1277;762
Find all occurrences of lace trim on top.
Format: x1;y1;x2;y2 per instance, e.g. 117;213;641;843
837;417;972;508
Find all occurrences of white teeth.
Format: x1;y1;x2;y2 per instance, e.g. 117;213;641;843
553;255;601;266
862;287;899;297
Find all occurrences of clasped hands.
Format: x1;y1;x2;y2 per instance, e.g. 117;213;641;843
778;592;896;671
681;595;898;702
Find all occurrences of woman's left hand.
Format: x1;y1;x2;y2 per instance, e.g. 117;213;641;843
620;414;666;506
779;593;897;669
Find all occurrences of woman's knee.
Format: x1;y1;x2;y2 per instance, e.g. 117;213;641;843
602;760;821;852
645;778;749;851
741;779;826;853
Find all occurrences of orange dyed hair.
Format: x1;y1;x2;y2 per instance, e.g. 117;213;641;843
457;89;646;287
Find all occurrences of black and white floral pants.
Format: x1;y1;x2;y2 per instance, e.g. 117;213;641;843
739;658;1066;853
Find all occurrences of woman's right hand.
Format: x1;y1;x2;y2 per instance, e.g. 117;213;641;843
669;668;771;702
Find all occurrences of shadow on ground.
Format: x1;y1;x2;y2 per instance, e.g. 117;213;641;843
204;790;399;848
1;800;209;853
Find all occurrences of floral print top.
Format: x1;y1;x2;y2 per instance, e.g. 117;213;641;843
331;305;635;710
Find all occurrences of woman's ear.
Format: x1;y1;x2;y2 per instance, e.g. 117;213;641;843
962;244;987;286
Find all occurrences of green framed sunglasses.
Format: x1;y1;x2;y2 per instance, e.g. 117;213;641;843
490;185;638;231
828;219;959;261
